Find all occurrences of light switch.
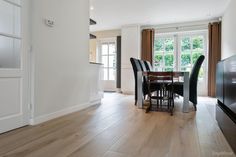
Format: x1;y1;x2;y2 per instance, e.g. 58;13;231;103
44;19;55;27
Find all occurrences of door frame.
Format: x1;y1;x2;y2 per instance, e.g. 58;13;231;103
97;37;117;92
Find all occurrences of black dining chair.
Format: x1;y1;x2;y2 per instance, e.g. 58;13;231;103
144;61;153;71
138;60;148;72
130;58;161;105
130;58;142;105
146;72;174;115
173;55;205;111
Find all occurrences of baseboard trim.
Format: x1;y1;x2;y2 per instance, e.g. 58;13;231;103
30;100;101;125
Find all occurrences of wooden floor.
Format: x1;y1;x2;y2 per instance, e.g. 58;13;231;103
0;93;235;157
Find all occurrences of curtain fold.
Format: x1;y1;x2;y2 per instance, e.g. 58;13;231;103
208;22;221;97
141;29;155;64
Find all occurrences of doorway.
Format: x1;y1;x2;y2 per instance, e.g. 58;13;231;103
98;38;117;91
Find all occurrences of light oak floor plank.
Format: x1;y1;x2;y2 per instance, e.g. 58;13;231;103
0;93;235;157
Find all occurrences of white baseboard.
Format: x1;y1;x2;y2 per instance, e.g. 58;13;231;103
121;90;134;95
30;100;101;125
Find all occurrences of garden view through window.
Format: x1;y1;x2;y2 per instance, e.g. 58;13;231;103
154;32;206;80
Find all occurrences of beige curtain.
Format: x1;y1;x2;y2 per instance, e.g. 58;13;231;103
208;22;222;97
141;29;155;64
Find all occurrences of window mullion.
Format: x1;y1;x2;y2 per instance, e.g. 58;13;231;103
107;43;110;80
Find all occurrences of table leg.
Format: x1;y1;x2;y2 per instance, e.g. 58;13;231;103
137;71;143;109
183;72;189;113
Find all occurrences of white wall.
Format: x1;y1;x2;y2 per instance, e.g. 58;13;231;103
222;0;236;59
121;25;141;94
31;0;97;124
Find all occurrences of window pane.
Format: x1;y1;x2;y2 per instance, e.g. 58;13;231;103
181;67;191;72
0;36;21;68
192;36;203;50
154;39;164;52
198;68;204;80
181;53;191;66
192;51;203;64
109;43;116;55
164;54;174;67
102;56;108;67
109;69;116;81
181;37;191;52
109;55;116;68
164;67;173;72
165;38;174;52
103;68;108;80
154;54;163;67
101;44;108;55
0;1;21;36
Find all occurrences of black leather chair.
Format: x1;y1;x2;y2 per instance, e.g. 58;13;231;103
138;60;150;99
144;61;153;71
130;58;161;105
173;55;205;111
130;58;142;105
138;60;148;72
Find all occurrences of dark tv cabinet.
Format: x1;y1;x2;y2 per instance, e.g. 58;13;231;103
216;55;236;153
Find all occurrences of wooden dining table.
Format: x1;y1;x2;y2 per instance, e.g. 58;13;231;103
137;71;190;113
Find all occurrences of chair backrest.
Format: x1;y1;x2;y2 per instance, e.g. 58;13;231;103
144;61;153;71
130;58;142;101
189;55;205;104
138;60;148;72
146;72;173;82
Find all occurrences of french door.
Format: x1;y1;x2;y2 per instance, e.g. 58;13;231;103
98;38;117;91
0;0;29;133
154;31;208;96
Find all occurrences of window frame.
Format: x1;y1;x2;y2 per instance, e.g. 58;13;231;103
154;30;208;80
154;34;177;71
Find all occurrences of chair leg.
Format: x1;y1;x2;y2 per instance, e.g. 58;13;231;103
135;100;137;106
193;104;197;111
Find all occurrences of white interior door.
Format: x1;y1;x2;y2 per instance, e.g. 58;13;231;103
98;38;117;91
0;0;29;133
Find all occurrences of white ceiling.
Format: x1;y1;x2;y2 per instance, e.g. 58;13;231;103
90;0;230;31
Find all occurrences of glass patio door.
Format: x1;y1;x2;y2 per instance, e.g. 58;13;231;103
154;31;208;96
99;38;117;91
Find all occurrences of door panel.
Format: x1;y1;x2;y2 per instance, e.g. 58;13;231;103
0;78;21;118
0;0;28;134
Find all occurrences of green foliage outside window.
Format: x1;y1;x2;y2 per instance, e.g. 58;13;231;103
181;37;191;52
193;36;203;50
192;51;203;64
165;39;174;52
154;54;163;66
164;54;174;67
154;39;164;52
181;53;191;66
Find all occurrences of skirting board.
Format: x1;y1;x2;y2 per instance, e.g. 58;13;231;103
30;99;101;125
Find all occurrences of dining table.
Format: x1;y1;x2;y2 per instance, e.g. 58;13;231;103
137;71;190;113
